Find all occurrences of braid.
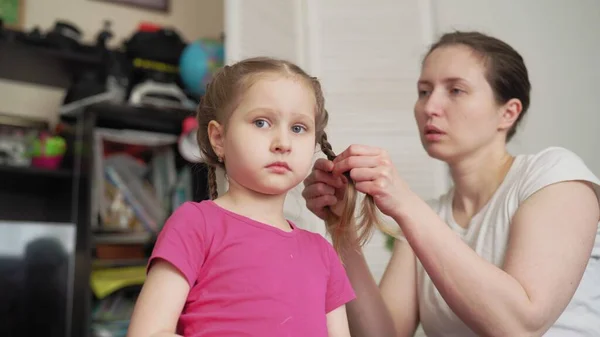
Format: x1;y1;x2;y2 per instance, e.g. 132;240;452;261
319;132;358;254
207;165;219;200
319;132;336;161
318;132;399;255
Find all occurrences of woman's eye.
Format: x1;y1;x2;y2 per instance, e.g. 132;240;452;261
450;88;464;95
418;89;430;97
291;125;306;134
254;119;270;128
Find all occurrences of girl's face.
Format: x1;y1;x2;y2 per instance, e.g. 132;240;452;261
210;74;318;196
414;45;513;163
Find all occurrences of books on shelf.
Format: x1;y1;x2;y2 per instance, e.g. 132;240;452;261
92;128;193;235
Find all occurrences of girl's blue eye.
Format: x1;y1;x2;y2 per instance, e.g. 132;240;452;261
254;119;269;128
292;125;306;134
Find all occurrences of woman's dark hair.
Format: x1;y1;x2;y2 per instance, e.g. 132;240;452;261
425;31;531;141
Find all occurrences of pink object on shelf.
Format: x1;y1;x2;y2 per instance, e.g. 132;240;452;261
182;117;198;135
31;155;64;170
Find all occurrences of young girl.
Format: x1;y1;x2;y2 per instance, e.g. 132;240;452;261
126;57;355;337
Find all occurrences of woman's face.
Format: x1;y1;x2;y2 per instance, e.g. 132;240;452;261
414;45;507;163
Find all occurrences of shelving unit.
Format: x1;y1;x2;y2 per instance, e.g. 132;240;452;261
66;101;210;336
0;23;212;337
0;110;91;337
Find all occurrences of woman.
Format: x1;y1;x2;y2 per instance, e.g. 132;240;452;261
302;31;600;337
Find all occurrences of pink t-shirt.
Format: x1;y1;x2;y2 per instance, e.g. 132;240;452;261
148;200;356;337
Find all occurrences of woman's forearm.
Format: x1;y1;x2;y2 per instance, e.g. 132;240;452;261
337;232;397;337
393;197;535;336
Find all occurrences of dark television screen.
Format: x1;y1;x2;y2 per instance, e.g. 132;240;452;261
0;221;76;337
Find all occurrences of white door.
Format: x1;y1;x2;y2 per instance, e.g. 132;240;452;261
224;0;308;66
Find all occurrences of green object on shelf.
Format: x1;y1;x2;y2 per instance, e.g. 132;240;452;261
90;266;147;299
29;134;67;157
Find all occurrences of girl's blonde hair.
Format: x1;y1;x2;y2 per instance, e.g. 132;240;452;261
196;56;397;252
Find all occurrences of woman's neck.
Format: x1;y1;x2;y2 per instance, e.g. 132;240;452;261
449;145;515;220
213;179;291;231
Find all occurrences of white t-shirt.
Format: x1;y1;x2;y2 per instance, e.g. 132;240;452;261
417;147;600;337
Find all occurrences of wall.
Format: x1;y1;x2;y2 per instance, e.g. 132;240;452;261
433;0;600;175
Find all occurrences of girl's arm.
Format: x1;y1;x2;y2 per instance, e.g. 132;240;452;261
127;260;190;337
326;305;351;337
394;181;598;336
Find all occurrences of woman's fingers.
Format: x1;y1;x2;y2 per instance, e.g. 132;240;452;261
305;195;338;219
302;182;336;199
354;181;376;196
314;158;334;172
332;155;381;176
304;164;345;189
332;144;382;164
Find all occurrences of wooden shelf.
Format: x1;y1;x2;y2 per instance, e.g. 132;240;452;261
0;39;104;89
0;163;73;179
92;258;148;268
93;231;153;245
84;102;195;135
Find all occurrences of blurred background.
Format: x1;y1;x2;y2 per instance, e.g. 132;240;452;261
0;1;597;336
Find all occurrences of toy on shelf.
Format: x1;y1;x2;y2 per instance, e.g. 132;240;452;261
28;132;67;170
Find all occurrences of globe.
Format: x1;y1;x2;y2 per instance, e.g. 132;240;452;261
179;38;225;97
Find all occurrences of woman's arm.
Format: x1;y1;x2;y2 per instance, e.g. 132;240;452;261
127;260;190;337
394;181;598;336
331;144;599;336
378;239;420;337
303;158;417;337
339;233;419;337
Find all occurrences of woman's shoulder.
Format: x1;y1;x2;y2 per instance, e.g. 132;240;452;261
516;146;596;180
513;146;600;201
521;146;587;166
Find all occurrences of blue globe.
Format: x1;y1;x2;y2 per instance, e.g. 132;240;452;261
179;39;225;97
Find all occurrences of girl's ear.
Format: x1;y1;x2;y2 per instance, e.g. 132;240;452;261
498;98;522;132
208;120;225;158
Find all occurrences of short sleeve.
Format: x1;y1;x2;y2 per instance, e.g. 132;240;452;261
518;147;600;202
324;242;356;313
148;202;207;288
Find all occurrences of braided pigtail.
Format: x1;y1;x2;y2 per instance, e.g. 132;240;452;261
319;132;358;254
196;79;227;200
318;130;398;254
207;165;219;200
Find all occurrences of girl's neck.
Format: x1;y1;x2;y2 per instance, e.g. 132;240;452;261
449;144;515;220
213;179;291;231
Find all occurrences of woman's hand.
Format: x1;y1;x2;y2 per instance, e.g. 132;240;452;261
332;144;411;219
302;158;348;220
